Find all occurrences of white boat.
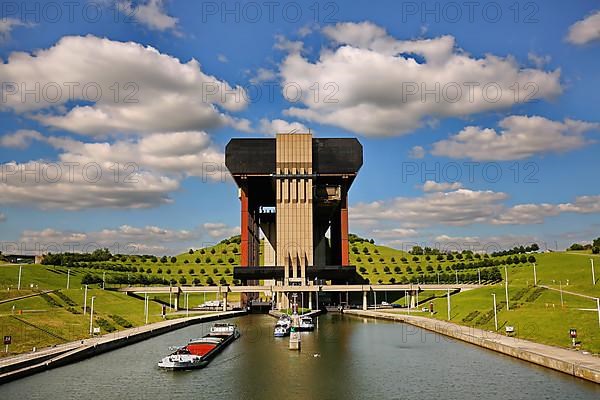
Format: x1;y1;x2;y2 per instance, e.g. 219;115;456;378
299;316;315;331
157;347;207;370
274;325;290;337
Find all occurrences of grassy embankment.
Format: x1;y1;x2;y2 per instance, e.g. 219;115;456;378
387;252;600;353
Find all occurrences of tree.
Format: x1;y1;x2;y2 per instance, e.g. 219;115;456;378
222;249;228;254
352;246;359;254
391;257;396;263
359;266;367;273
179;276;187;285
150;256;158;263
166;268;171;274
206;276;214;285
224;268;231;274
377;279;383;284
228;257;234;264
213;267;219;274
412;256;419;262
389;277;396;284
362;247;369;254
157;268;162;274
528;255;536;263
369;239;375;244
200;249;206;254
195;257;201;264
177;269;183;274
170;256;177;263
205;256;212;263
188;249;194;254
394;266;401;273
184;260;189;264
210;248;216;255
411;246;423;255
146;268;152;274
425;255;431;261
356;256;362;262
232;247;238;254
436;254;444;261
189;268;195;275
160;256;167;263
200;268;206;274
217;258;223;264
401;257;407;263
593;237;600;248
192;277;201;286
383;266;390;273
219;277;227;285
367;257;373;263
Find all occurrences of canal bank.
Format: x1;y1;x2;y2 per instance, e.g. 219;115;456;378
0;310;245;384
345;309;600;384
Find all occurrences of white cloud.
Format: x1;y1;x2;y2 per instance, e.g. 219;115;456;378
274;34;304;53
372;228;418;239
117;0;179;34
0;130;43;149
278;21;562;136
15;225;200;255
0;18;34;43
493;195;600;225
433;234;539;252
431;116;598;161
258;119;309;136
0;35;247;136
422;180;463;192
351;189;508;228
217;54;229;63
0;130;229;210
202;222;239;239
527;52;551;68
566;10;600;45
409;145;425;159
46;131;227;179
250;68;277;84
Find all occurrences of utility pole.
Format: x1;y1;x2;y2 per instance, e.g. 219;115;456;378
533;263;537;286
89;296;96;336
504;265;510;311
492;293;498;331
17;265;22;290
447;288;451;321
83;285;88;315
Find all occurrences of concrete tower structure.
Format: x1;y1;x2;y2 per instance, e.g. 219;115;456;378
226;133;362;285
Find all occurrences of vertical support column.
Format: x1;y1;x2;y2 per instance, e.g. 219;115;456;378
223;291;228;312
174;290;180;311
340;188;349;266
308;291;313;310
363;290;368;310
240;184;249;267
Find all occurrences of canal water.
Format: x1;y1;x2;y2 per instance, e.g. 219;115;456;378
2;314;599;399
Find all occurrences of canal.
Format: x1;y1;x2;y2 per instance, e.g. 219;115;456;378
2;314;599;399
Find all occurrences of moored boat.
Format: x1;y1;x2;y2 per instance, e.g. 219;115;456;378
299;316;315;331
158;323;240;370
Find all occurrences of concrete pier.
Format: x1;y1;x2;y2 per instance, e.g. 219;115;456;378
345;309;600;384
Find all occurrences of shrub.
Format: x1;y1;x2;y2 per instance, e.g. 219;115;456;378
189;249;194;254
394;266;401;273
166;268;171;274
177;269;183;274
206;276;214;285
146;268;152;274
228;257;234;263
210;248;216;254
189;268;195;275
96;318;116;333
213;267;219;274
200;249;206;254
157;268;163;274
192;277;201;286
179;276;187;285
195;258;201;264
110;314;133;328
219;277;227;285
383;266;390;273
170;256;177;263
389;277;396;284
200;268;206;274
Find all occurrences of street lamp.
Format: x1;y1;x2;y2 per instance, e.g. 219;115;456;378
67;269;70;289
89;296;96;336
504;265;510;311
492;293;498;331
17;265;22;291
591;259;596;286
533;263;537;286
447;288;451;321
102;271;106;290
83;285;88;315
559;280;564;307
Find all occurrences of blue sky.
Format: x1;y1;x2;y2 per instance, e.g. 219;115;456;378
1;0;599;255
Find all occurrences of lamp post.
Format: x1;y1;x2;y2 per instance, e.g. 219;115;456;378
504;265;510;311
185;292;189;318
144;293;149;324
591;259;596;286
447;288;451;321
478;268;481;285
17;265;22;290
89;296;96;336
492;293;498;331
533;263;537;286
102;271;106;290
67;269;70;289
83;285;88;315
